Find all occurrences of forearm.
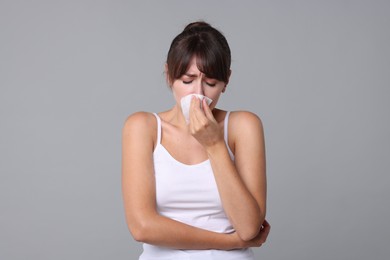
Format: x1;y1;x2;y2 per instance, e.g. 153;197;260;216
206;141;264;240
132;213;238;250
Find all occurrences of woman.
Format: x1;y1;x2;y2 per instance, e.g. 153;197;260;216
122;21;270;260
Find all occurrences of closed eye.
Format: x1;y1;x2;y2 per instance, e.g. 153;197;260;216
206;82;216;87
183;80;193;84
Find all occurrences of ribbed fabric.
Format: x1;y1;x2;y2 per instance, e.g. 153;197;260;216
138;112;254;260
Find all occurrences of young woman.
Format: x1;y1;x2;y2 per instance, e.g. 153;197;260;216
122;21;270;260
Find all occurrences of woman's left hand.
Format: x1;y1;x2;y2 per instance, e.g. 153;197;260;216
189;97;224;149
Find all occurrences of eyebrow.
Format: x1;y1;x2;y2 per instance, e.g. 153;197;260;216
184;73;199;77
183;73;215;80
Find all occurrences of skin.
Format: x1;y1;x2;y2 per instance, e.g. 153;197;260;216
122;57;270;250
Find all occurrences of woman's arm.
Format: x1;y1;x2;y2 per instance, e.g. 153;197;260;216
190;99;267;241
122;112;252;250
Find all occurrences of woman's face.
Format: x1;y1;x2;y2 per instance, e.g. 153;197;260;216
169;57;228;111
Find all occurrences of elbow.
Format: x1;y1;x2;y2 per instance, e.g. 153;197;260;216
237;215;265;242
125;210;158;243
237;226;261;242
130;225;146;242
128;219;151;243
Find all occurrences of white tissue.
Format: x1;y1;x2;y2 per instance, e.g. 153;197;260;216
180;94;213;124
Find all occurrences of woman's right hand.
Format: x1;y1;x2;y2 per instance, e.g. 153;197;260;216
230;220;271;249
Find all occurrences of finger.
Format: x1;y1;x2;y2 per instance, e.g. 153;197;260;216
189;96;197;113
189;97;205;127
262;219;270;227
202;98;215;122
192;97;208;124
189;96;198;126
189;97;200;120
258;221;271;244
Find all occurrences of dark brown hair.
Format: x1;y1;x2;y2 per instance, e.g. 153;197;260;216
166;21;231;84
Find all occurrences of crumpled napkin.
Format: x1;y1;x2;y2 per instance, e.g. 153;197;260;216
180;94;213;124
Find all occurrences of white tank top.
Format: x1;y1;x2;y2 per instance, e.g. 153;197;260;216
139;112;254;260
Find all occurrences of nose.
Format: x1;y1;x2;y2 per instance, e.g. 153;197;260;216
194;77;204;95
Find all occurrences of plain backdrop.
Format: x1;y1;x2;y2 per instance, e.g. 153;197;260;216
1;0;389;259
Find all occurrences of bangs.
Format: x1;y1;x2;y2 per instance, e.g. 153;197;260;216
169;37;230;83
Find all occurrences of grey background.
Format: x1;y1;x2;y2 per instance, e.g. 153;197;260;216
1;0;389;259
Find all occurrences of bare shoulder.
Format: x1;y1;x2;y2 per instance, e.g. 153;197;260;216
122;111;157;147
123;111;156;131
229;111;264;136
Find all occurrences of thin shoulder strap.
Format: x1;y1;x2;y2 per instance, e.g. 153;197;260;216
152;113;162;144
224;111;234;159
